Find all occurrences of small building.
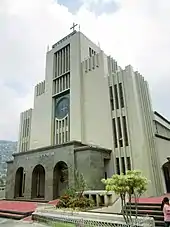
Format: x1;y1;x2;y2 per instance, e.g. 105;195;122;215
6;141;111;201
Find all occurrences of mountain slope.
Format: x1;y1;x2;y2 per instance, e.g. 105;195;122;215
0;140;17;184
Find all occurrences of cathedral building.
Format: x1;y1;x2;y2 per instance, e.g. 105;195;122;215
6;26;170;201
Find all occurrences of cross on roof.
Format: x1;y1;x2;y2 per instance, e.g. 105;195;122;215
70;22;78;32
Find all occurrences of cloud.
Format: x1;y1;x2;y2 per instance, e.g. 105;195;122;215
61;0;119;14
0;0;170;140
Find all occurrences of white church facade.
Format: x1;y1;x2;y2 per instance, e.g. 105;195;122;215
7;28;170;199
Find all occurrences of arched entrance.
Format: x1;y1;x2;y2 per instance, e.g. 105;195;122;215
14;167;25;198
31;165;45;199
162;162;170;193
53;161;68;199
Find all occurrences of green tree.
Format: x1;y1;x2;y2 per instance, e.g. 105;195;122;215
101;170;149;224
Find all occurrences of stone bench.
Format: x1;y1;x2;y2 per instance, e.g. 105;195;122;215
82;190;117;207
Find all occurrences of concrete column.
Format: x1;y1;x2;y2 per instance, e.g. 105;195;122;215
45;169;53;201
24;168;32;199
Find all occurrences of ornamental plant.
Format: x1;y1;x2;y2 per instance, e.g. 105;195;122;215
57;167;94;210
101;170;149;225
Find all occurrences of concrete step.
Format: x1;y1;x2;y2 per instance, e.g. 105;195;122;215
129;209;163;216
155;220;164;226
3;198;48;203
126;204;162;211
0;209;33;216
134;213;163;221
127;202;161;207
0;211;25;220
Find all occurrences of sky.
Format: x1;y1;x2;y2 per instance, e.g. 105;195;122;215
0;0;170;141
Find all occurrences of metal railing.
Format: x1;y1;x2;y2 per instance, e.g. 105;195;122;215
33;212;154;227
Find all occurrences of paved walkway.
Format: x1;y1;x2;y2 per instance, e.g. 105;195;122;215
0;218;49;227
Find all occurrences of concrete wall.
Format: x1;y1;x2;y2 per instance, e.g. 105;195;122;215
17;109;32;152
69;32;101;143
156;137;170;193
6;144;75;201
81;51;113;149
0;188;5;199
5;161;15;199
152;112;170;193
154;112;170;138
29;52;54;149
28;31;103;149
121;66;163;196
5;142;110;201
75;148;109;190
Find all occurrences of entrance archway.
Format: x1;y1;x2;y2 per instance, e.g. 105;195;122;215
31;165;45;199
14;167;25;198
53;161;68;199
162;162;170;193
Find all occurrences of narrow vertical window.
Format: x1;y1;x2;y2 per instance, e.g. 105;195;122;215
155;121;158;134
62;132;64;143
66;46;68;71
56;53;59;77
89;48;92;57
109;87;113;99
62;49;65;74
57;80;59;93
116;158;120;175
122;116;129;146
119;83;124;108
59;51;61;76
66;131;68;142
68;74;70;88
60;49;63;75
65;74;68;89
112;119;118;148
109;87;114;110
114;84;119;109
59;121;61;129
56;133;58;145
110;100;114;111
121;157;126;174
117;117;123;147
89;58;91;70
65;117;68;126
23;172;26;194
92;55;95;68
59;78;62;92
59;133;61;144
127;157;131;170
68;45;70;71
62;120;64;128
61;77;64;91
25;142;28;151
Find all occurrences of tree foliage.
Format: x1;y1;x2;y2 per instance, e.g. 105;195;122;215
101;170;149;224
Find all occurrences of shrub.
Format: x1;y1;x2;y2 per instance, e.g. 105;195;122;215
56;168;94;210
56;195;94;210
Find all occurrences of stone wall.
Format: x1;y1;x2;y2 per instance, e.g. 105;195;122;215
5;141;111;201
75;147;110;190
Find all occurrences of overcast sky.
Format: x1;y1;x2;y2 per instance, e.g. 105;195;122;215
0;0;170;141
